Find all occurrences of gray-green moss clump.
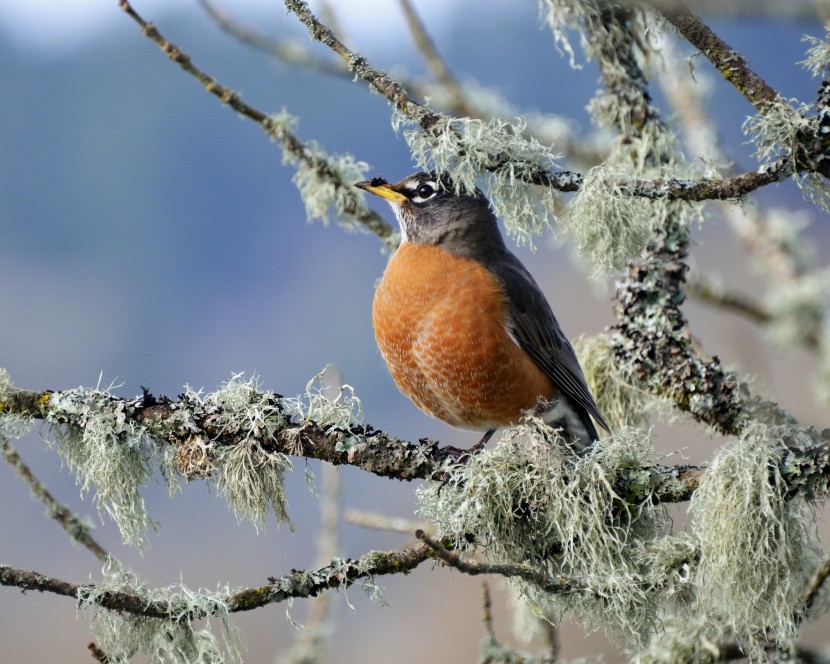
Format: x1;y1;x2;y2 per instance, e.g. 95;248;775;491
418;423;695;646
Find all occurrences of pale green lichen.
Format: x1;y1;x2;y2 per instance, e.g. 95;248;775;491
79;559;242;664
538;0;655;73
636;613;725;664
270;109;371;230
573;333;651;430
46;380;157;549
691;422;821;650
744;100;830;213
195;374;293;530
395;111;559;248
562;122;702;277
801;29;830;78
282;368;363;430
418;424;693;645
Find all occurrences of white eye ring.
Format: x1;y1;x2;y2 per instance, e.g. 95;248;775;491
410;181;438;203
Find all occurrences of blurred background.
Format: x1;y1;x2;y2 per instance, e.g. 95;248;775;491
1;0;829;661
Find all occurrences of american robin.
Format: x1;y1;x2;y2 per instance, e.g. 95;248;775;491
356;172;609;452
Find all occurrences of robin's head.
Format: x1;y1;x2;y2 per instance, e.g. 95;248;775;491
355;172;505;256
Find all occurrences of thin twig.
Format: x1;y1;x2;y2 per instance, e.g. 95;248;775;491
1;437;109;562
479;583;556;664
800;552;830;617
280;464;341;664
415;531;582;595
343;509;428;534
397;0;473;116
685;275;774;326
198;0;349;78
118;0;398;250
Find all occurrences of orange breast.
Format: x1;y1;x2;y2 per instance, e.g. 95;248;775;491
372;243;554;429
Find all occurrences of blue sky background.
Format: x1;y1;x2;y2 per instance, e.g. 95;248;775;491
1;1;828;661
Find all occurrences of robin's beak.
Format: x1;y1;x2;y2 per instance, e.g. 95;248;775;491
355;180;408;204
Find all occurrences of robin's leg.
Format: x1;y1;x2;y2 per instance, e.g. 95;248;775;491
437;428;495;464
470;428;496;453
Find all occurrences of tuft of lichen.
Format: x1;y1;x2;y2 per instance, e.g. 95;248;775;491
270;109;372;231
537;0;653;72
196;374;294;531
636;613;724;664
561;121;703;278
801;29;830;78
79;559;242;664
691;422;821;650
46;381;157;549
418;423;694;645
395;111;559;248
573;333;651;430
743;100;830;213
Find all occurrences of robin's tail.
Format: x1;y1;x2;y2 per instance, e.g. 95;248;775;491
542;396;599;454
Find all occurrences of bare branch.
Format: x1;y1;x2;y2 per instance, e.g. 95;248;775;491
479;583;556;664
198;0;350;79
397;0;473;116
118;0;398;250
416;531;583;596
280;464;341;664
801;552;830;617
343;509;428;534
685;275;775;326
1;438;109;562
661;6;783;112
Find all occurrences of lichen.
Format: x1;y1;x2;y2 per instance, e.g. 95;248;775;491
270;109;372;231
79;559;242;664
46;380;157;549
395;111;559;248
691;422;821;650
801;29;830;78
418;423;693;646
573;333;651;430
197;374;294;530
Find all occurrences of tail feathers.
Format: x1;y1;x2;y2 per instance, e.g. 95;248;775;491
542;397;600;455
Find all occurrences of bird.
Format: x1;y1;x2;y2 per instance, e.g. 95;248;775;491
355;172;609;452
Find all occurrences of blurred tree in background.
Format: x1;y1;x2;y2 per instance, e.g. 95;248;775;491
4;0;830;662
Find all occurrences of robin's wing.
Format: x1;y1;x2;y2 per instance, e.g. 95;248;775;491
489;253;610;434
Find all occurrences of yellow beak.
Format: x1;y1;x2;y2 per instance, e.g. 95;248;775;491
355;180;408;204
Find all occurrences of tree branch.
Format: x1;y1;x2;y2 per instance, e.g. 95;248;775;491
1;438;109;562
685;275;774;326
661;5;783;113
118;0;398;250
0;542;436;620
5;380;830;505
415;531;582;596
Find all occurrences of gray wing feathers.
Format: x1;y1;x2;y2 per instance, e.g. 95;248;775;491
490;254;610;434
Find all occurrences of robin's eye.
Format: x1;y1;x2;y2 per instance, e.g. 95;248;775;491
416;183;435;199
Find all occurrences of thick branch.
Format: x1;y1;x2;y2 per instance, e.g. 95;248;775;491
6;382;830;503
0;383;705;503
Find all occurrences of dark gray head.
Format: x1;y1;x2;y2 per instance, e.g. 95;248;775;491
355;172;506;259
